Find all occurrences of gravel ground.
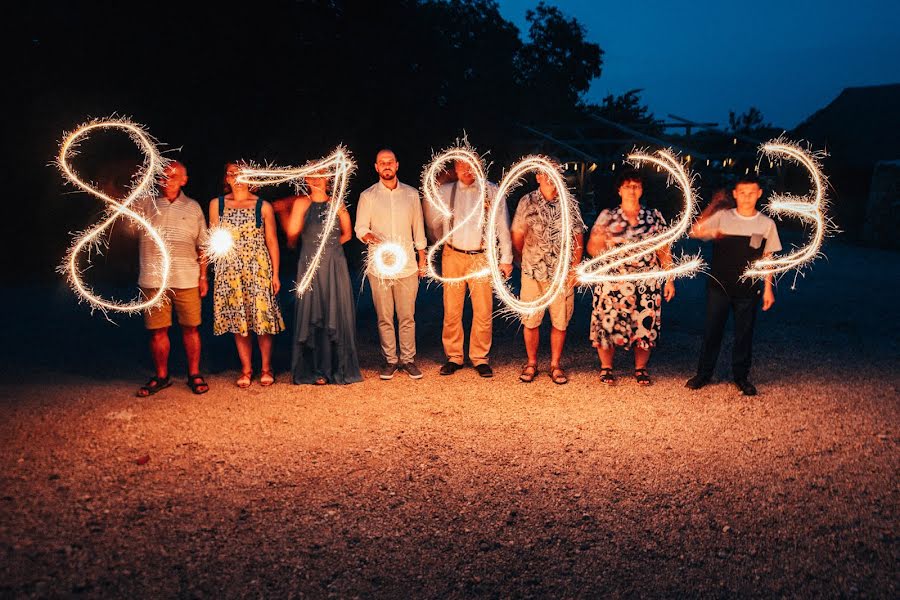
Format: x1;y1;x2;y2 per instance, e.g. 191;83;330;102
1;239;898;598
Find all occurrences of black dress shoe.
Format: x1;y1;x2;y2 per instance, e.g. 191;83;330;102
440;361;463;376
475;364;493;378
734;379;757;396
684;374;710;390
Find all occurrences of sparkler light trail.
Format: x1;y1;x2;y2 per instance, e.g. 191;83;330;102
57;118;170;313
577;149;703;285
744;138;829;279
236;148;355;296
486;156;574;317
421;145;490;284
369;242;409;278
202;225;236;268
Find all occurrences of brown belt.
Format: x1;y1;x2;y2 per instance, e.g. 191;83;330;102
447;243;484;255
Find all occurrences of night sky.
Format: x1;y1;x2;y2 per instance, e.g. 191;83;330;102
498;0;900;128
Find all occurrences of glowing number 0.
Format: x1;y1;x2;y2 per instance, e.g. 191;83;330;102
486;156;575;316
421;146;491;283
236;148;355;296
576;149;703;285
744;139;827;279
58;118;171;314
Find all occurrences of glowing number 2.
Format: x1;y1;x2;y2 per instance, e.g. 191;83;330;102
421;146;490;283
576;149;703;285
236;148;355;297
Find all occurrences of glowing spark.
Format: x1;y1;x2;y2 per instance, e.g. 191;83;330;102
744;138;829;279
202;225;236;268
57;117;170;314
577;149;703;285
421;145;490;284
369;242;409;278
235;148;355;296
485;156;574;317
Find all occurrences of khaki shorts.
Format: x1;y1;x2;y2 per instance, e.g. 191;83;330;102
520;275;575;330
141;287;202;330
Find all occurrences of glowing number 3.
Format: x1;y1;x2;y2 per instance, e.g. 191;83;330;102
744;140;827;278
236;148;355;297
576;149;703;285
421;146;491;283
58;118;171;314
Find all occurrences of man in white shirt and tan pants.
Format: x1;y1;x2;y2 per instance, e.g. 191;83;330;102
431;159;513;378
355;149;428;380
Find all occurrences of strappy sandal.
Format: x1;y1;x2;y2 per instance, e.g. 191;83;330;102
634;368;652;386
236;372;253;388
599;367;615;385
314;376;328;385
519;363;538;383
260;371;275;387
187;374;209;395
137;375;171;397
550;366;569;385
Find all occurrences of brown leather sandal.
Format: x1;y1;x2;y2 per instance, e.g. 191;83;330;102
519;363;538;383
550;366;569;385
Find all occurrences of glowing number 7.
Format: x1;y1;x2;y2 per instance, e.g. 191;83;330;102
576;149;703;285
236;148;355;296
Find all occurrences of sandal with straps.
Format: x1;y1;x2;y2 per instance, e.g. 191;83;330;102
187;374;209;395
550;366;569;385
634;368;652;386
236;372;253;388
599;367;615;385
519;363;538;383
260;371;275;387
137;375;171;397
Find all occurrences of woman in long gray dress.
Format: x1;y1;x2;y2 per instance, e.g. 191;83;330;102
283;172;363;385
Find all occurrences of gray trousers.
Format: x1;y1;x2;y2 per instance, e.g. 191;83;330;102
368;273;419;364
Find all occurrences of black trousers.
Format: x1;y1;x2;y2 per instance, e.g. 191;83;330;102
696;285;759;381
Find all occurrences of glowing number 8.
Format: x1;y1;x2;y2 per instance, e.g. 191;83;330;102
58;118;171;314
421;146;491;283
486;156;576;316
576;149;703;285
236;147;355;296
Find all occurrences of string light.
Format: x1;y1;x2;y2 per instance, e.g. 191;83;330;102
57;118;170;314
420;145;490;284
744;138;829;278
577;149;702;284
486;156;575;317
235;148;355;296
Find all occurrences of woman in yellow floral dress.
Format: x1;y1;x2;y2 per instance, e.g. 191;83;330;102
210;163;285;388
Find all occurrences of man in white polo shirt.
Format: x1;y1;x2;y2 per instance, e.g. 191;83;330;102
430;159;513;378
355;149;427;380
136;161;210;397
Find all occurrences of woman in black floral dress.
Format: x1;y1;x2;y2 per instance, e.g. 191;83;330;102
585;170;676;385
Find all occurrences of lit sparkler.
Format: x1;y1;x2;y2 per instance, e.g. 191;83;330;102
57;118;170;313
369;241;409;278
486;156;574;317
744;138;829;279
202;225;236;268
421;145;490;284
576;149;703;285
235;148;355;296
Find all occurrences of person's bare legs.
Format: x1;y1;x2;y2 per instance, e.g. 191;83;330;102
258;334;273;373
634;347;650;370
182;326;201;375
234;334;253;375
597;346;615;369
549;326;567;369
149;328;170;378
523;326;539;366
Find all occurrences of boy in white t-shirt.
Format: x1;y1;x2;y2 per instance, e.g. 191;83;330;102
685;174;781;396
